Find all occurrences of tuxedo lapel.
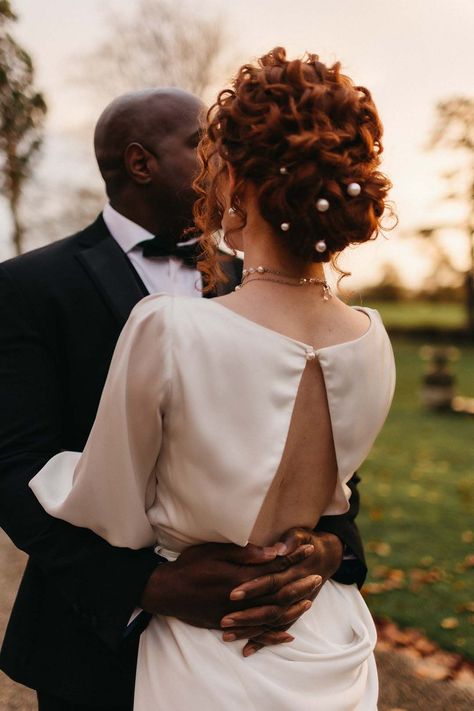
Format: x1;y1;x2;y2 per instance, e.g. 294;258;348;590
75;216;241;317
76;218;148;327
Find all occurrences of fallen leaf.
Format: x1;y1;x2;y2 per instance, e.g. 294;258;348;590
429;651;462;670
414;638;438;656
369;507;384;521
415;659;450;681
440;617;459;630
420;555;434;567
455;665;474;687
363;582;386;595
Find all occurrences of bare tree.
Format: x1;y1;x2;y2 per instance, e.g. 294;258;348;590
0;0;47;254
428;97;474;333
24;184;104;249
82;0;232;104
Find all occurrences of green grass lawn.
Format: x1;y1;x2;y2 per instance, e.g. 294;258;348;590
359;335;474;657
353;300;467;330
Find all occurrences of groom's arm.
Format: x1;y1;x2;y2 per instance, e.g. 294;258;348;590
0;265;161;652
315;474;367;588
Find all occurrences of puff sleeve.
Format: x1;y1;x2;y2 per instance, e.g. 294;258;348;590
30;294;171;550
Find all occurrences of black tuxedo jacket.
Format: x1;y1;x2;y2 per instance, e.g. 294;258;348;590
0;215;366;707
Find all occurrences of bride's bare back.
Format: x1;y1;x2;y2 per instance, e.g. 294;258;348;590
215;291;371;546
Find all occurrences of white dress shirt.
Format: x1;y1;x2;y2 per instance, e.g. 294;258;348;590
103;203;203;297
103;203;202;629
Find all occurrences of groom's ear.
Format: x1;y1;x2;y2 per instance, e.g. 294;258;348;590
124;142;154;185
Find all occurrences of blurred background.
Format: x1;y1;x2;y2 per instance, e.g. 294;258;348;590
1;1;473;709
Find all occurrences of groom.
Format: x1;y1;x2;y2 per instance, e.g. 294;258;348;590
0;89;366;710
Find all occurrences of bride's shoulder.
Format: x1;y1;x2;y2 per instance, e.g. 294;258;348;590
125;293;175;338
128;293;213;331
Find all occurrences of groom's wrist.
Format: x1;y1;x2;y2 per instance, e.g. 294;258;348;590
139;560;172;614
309;531;344;581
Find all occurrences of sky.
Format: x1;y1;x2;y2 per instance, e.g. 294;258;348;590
2;0;474;288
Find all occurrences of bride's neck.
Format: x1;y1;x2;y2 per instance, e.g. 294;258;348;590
240;208;326;280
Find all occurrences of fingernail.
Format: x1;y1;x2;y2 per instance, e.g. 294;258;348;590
223;632;237;641
263;546;277;558
243;646;257;657
230;590;246;601
275;542;288;556
283;635;294;643
303;600;312;611
311;575;322;586
303;544;315;557
221;617;235;628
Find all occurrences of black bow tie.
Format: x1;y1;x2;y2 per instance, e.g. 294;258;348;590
139;237;202;268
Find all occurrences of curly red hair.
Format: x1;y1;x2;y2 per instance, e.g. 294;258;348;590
194;47;392;290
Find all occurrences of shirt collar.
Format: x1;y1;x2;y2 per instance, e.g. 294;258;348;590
103;203;154;254
103;203;199;252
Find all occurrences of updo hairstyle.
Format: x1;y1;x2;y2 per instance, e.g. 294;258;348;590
194;47;392;289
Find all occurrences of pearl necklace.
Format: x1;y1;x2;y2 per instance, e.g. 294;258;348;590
236;266;332;301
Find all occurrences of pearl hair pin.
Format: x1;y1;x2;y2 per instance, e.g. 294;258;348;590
228;207;236;216
280;166;288;175
280;222;290;231
316;198;330;212
347;182;361;197
315;240;327;253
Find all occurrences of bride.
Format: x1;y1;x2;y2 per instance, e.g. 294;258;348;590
30;48;395;710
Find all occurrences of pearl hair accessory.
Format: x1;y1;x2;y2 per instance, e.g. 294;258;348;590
315;240;327;253
280;222;290;231
316;198;330;212
228;207;236;216
280;166;288;175
347;182;361;197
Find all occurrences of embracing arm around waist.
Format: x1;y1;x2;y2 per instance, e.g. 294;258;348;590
315;473;367;588
0;267;161;650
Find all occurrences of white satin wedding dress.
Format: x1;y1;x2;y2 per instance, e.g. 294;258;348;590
30;294;395;711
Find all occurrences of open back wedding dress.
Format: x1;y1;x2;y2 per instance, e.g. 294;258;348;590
30;293;395;710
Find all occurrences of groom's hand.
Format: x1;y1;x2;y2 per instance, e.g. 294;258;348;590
139;540;318;630
222;529;343;656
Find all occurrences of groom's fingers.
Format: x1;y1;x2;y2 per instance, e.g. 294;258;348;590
230;571;321;605
229;566;322;605
248;630;294;646
221;598;312;629
241;629;296;656
229;548;319;602
219;542;281;565
220;541;314;570
222;626;294;643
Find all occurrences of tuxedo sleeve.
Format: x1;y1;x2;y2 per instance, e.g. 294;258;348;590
0;266;161;651
315;473;367;588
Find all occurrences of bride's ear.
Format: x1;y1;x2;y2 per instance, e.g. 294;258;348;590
220;163;237;211
220;165;244;253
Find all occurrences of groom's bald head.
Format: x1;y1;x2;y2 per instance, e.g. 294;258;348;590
94;88;204;198
93;88;205;236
